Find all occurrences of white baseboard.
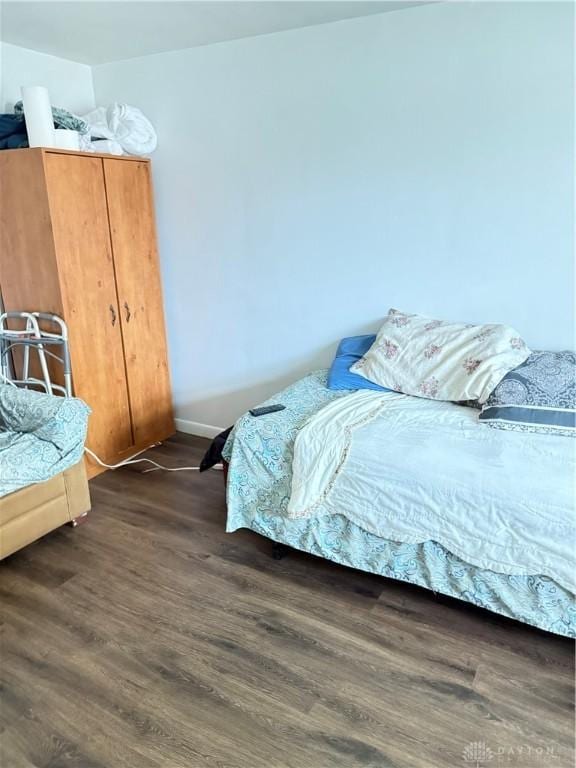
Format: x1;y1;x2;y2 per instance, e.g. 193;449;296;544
174;418;224;439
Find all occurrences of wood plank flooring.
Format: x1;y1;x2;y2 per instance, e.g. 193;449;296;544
1;433;574;768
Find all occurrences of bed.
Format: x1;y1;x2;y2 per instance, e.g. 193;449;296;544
223;370;576;638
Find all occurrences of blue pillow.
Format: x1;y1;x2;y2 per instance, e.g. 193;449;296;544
327;335;391;392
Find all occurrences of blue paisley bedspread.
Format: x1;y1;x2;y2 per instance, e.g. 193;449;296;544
0;384;90;497
223;371;576;637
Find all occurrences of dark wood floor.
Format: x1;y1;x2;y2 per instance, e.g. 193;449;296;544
1;434;574;768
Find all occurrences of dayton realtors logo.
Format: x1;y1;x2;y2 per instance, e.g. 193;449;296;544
462;741;560;765
463;742;495;766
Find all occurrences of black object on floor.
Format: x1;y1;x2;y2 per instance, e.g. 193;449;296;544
200;427;233;472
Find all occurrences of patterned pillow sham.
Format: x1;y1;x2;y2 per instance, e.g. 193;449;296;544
479;351;576;437
350;309;531;404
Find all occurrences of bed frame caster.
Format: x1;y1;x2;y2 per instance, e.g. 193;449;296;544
272;541;289;560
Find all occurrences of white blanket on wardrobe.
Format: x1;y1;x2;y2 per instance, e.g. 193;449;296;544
287;391;576;593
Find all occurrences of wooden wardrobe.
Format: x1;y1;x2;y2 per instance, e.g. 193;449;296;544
0;148;174;477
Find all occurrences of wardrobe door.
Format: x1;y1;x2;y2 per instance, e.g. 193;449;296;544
103;159;174;446
0;150;64;387
43;152;134;471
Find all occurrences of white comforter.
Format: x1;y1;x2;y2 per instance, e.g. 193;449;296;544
288;391;576;593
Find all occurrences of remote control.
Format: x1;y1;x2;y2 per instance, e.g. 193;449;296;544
249;404;286;417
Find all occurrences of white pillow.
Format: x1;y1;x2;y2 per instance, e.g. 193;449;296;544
350;309;531;403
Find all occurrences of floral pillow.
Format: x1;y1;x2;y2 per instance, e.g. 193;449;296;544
350;309;531;404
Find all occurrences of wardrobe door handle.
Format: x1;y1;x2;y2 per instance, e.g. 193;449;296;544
109;304;117;326
124;302;131;323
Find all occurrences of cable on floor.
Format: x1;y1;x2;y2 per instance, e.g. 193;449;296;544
84;445;218;474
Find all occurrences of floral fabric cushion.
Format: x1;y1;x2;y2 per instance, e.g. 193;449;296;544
350;309;531;404
479;351;576;437
0;384;90;497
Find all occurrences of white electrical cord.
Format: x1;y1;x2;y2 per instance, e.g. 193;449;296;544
84;445;223;474
84;445;209;474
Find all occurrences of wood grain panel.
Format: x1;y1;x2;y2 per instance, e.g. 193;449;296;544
0;150;60;313
0;149;65;385
103;159;174;446
43;152;134;470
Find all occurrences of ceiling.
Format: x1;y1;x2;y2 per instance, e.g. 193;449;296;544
0;1;432;65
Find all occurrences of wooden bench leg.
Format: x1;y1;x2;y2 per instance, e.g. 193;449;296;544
70;511;89;528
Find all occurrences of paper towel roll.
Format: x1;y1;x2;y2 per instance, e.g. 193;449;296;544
54;129;80;150
21;86;55;147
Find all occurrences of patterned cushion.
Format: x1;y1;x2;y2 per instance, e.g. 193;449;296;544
479;351;576;437
0;384;91;497
350;309;531;404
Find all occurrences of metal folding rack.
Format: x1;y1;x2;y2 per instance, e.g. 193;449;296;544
0;311;72;396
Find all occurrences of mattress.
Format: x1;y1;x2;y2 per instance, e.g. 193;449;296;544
288;388;575;592
223;370;576;637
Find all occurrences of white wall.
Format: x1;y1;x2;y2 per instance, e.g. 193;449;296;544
0;42;95;113
93;1;574;431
